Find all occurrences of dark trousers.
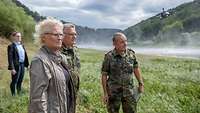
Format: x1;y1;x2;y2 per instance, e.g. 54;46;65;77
10;63;25;96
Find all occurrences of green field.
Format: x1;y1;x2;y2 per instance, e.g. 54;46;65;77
0;47;200;113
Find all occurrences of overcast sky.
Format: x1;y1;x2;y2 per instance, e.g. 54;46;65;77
18;0;193;30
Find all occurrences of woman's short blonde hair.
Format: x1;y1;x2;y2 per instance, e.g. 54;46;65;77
34;17;63;44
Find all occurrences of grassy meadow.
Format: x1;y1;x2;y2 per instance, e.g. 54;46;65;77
0;39;200;113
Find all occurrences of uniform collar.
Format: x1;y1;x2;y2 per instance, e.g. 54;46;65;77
62;44;74;50
112;48;128;57
61;45;75;54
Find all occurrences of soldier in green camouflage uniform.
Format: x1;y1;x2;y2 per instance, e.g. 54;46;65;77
101;32;144;113
61;23;80;96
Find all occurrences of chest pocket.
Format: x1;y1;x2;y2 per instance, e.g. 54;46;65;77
123;57;134;73
110;58;121;75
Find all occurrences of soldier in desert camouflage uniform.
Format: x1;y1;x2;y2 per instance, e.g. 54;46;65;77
61;23;80;96
101;32;144;113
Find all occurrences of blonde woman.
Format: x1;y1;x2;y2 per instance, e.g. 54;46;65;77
29;18;75;113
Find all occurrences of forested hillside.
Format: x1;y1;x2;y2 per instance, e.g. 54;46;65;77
124;0;200;47
0;0;35;41
12;0;46;22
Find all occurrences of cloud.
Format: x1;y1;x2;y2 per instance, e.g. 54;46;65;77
18;0;193;29
19;0;81;7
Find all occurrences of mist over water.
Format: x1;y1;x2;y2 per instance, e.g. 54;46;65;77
133;47;200;59
79;44;111;51
78;44;200;59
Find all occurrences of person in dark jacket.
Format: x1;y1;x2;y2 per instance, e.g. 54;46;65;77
7;31;29;96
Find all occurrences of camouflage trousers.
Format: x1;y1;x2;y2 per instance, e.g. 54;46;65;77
106;86;137;113
107;95;137;113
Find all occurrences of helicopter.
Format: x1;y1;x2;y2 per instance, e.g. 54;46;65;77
161;8;169;18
